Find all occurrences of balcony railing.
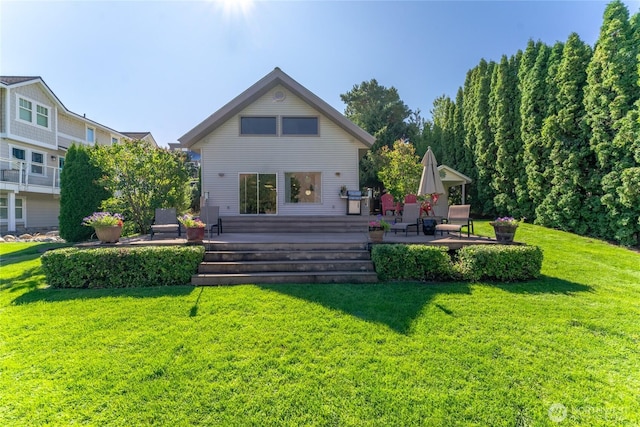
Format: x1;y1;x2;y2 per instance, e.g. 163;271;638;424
0;158;60;189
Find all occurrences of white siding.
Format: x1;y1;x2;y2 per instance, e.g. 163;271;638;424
195;85;367;216
10;85;57;147
25;193;60;228
0;88;5;133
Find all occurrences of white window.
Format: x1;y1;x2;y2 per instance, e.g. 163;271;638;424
59;157;65;170
31;151;44;175
12;147;26;161
87;127;95;143
0;197;24;221
36;104;49;127
19;98;32;122
111;136;119;144
17;97;50;129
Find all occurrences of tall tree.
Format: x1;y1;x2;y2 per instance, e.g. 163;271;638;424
520;40;550;219
377;140;422;201
584;0;640;242
58;144;110;242
490;53;526;217
341;79;413;187
461;68;479;206
473;59;497;216
536;33;593;234
452;87;466;173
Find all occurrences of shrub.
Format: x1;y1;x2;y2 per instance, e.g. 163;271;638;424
42;246;204;288
456;245;543;282
371;244;455;282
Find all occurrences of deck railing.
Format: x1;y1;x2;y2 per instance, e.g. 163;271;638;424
0;158;60;189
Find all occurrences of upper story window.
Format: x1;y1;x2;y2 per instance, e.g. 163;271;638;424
17;97;50;129
240;117;277;135
87;127;95;143
282;117;318;135
12;147;26;161
31;151;44;175
111;137;119;144
59;157;65;170
19;98;32;122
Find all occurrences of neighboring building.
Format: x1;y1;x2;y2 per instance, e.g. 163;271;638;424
0;76;155;233
179;68;375;217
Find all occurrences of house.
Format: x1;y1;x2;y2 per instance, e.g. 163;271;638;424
0;76;156;234
178;67;375;219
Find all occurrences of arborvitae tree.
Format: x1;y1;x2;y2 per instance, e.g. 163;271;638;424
520;40;550;219
490;53;526;218
58;144;110;242
584;0;640;242
452;87;465;173
536;33;593;234
430;95;455;167
473;60;497;216
544;42;565;118
461;68;479;206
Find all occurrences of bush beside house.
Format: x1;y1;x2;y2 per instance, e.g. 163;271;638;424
42;246;204;288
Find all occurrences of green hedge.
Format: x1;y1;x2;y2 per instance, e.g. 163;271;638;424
456;245;543;282
371;244;543;282
41;246;204;288
371;245;455;282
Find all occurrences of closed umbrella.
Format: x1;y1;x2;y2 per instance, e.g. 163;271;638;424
418;146;445;196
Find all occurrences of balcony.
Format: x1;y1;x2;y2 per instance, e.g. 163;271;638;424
0;158;61;192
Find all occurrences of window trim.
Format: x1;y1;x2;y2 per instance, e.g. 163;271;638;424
30;150;45;176
16;95;51;130
284;171;322;204
0;196;26;223
282;116;320;136
86;126;96;143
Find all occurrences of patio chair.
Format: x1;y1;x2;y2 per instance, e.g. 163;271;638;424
381;193;396;216
389;203;421;236
435;204;474;237
404;194;417;204
200;205;222;237
150;208;181;240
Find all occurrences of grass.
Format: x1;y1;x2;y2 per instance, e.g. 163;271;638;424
1;223;639;426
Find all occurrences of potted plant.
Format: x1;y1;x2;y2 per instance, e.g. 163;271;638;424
489;216;521;243
179;214;206;242
340;185;348;196
368;215;390;243
82;212;124;243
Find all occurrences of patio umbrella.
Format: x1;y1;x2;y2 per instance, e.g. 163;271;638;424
417;146;445;196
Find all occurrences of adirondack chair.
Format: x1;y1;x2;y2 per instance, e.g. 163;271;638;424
381;193;396;216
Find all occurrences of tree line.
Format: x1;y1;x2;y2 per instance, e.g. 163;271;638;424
343;1;639;246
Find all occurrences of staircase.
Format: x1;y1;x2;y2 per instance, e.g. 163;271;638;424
217;215;370;233
192;240;378;285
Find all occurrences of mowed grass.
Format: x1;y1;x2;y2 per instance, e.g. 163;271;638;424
1;224;639;426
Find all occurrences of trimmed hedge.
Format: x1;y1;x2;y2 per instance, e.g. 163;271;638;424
456;245;543;282
371;244;543;282
371;244;455;282
41;246;204;288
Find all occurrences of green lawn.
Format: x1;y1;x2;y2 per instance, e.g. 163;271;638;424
1;223;639;426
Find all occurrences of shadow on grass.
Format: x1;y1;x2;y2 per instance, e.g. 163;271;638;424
0;266;44;293
259;276;591;334
0;243;70;267
259;282;472;334
11;284;196;305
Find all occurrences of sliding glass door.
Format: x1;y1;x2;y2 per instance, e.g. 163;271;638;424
239;173;277;214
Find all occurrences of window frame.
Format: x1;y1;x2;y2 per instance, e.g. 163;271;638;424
0;196;25;223
11;147;26;161
86;126;96;143
284;172;322;204
282;116;319;136
16;96;51;130
30;150;45;175
240;116;278;136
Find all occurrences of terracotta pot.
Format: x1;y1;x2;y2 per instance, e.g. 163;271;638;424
186;227;205;242
95;225;122;244
368;228;385;243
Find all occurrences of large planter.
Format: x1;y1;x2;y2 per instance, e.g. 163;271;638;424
368;228;385;243
94;225;122;244
492;225;517;243
186;226;205;242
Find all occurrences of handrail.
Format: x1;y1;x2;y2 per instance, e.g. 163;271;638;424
0;157;60;189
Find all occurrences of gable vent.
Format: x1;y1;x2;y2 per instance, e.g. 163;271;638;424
273;90;286;102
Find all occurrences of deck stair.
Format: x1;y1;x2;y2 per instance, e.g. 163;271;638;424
192;241;378;285
216;215;369;233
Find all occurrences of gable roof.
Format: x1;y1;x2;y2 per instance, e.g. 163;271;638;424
0;76;41;85
178;67;375;148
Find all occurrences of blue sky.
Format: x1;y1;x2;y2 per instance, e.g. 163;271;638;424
2;0;639;146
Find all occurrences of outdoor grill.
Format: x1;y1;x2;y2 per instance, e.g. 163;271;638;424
346;190;362;215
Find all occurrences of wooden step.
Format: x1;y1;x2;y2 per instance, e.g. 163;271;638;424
192;271;379;286
198;260;375;274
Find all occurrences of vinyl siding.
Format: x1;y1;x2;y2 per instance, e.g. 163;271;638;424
58;113;86;141
24;193;59;228
195;85;367;216
0;88;5;133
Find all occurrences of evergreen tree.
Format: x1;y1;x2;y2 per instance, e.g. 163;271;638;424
452;87;465;172
520;40;550;219
474;60;497;216
58;144;110;242
584;0;640;242
536;33;593;234
461;68;479;206
490;53;525;217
